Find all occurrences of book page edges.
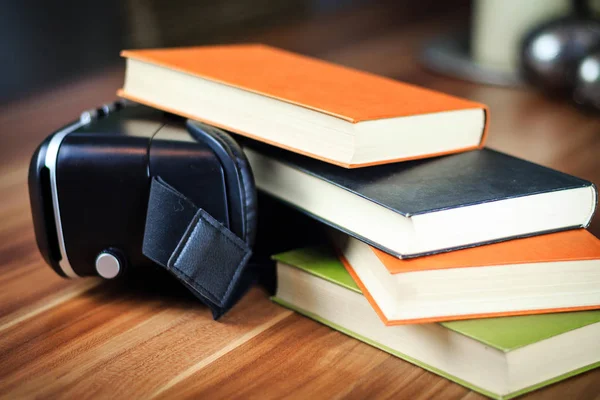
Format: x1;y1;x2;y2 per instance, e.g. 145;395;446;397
118;89;484;168
339;254;600;327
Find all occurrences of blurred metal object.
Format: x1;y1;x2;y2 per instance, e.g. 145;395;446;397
420;32;525;87
520;18;600;94
574;48;600;111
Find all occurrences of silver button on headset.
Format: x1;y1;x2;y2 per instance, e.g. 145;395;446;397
95;251;122;279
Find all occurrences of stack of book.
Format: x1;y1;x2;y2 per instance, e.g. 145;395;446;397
119;44;600;399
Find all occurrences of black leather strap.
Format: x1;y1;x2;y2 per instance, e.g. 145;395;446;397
142;177;252;319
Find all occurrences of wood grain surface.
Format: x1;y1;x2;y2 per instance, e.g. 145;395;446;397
1;4;599;399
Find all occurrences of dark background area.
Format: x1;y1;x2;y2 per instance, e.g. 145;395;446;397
1;0;308;102
0;0;467;104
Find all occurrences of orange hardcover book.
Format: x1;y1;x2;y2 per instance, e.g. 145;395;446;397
119;44;488;168
333;229;600;325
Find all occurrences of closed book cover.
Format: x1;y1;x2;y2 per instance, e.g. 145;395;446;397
272;247;600;399
374;228;600;272
119;44;488;167
334;229;600;324
245;142;597;257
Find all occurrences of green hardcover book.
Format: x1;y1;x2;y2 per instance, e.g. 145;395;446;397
272;247;600;400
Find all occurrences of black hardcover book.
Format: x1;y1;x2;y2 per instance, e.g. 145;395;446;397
241;141;597;258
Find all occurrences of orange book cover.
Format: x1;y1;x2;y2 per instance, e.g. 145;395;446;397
339;230;600;325
375;229;600;274
119;44;488;167
121;44;486;123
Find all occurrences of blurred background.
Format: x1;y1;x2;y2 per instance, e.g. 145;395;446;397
1;0;457;103
1;0;599;234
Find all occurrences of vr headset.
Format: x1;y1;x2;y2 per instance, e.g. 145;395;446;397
28;101;258;318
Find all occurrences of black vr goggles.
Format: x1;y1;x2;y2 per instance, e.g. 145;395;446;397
28;102;258;318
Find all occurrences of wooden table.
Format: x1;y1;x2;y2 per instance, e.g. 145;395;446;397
1;5;599;399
